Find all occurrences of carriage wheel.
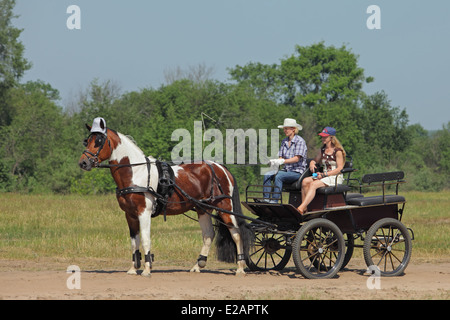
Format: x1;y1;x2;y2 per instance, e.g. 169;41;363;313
292;219;345;279
246;231;292;272
363;218;412;277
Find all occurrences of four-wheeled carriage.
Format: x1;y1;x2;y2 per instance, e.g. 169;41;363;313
242;159;414;279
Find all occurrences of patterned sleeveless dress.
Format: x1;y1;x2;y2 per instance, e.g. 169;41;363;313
319;147;344;186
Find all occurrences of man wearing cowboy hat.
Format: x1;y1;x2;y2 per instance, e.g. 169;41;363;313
263;118;307;203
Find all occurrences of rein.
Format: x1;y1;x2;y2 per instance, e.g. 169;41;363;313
94;161;151;169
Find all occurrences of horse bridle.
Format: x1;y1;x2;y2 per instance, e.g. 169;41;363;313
82;132;111;168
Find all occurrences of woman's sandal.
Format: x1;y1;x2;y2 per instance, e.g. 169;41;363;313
297;207;307;215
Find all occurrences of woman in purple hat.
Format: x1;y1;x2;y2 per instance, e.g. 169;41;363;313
297;126;346;214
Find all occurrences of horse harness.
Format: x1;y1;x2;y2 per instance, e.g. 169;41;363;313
115;159;175;220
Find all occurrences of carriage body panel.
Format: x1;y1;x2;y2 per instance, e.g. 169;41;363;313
325;204;400;234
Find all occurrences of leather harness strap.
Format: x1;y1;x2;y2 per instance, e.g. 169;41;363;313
115;159;173;220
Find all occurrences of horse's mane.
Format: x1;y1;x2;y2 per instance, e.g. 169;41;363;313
125;134;137;146
109;128;137;147
117;132;139;148
114;130;153;159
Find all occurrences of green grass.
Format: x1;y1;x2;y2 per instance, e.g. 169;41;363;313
0;193;215;269
401;191;450;259
0;191;449;267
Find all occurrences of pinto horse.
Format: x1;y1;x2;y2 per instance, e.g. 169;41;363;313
78;119;252;276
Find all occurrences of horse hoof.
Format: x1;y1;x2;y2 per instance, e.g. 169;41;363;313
235;270;246;276
190;266;201;273
141;271;151;277
127;268;138;275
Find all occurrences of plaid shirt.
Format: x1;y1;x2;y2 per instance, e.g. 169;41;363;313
278;135;307;173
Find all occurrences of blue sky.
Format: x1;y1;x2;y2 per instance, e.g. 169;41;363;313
14;0;450;130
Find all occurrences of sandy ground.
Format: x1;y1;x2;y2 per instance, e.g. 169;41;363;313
0;258;449;301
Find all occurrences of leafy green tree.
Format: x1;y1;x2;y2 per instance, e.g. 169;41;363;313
0;0;31;126
0;82;64;192
228;42;375;162
358;91;410;166
435;122;450;175
229;42;372;108
73;78;121;125
312;100;363;157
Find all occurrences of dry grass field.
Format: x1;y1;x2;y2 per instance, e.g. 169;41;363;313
0;191;449;300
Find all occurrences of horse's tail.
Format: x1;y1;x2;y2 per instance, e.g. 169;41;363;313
215;172;254;263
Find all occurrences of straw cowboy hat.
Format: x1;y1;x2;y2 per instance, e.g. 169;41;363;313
277;118;302;131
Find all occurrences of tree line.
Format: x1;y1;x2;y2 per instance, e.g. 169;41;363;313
1;0;448;194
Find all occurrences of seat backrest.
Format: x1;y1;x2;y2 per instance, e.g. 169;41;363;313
341;159;353;185
359;171;405;196
361;171;405;183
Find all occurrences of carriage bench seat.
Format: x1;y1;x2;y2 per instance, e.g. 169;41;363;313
346;171;406;207
346;194;405;206
316;184;351;195
346;193;364;200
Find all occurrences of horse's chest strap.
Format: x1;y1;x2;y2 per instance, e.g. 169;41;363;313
116;186;155;197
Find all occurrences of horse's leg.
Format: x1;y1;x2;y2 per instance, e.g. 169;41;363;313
190;211;215;273
139;207;152;277
218;192;247;275
228;220;246;275
126;215;141;275
215;202;247;275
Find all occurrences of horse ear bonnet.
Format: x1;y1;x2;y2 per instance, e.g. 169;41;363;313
90;117;107;135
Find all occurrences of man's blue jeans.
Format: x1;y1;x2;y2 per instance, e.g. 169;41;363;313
263;170;301;201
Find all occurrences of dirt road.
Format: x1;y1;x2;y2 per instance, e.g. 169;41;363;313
0;258;448;301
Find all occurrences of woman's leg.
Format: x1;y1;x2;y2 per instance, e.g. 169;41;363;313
301;177;314;203
297;179;327;214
